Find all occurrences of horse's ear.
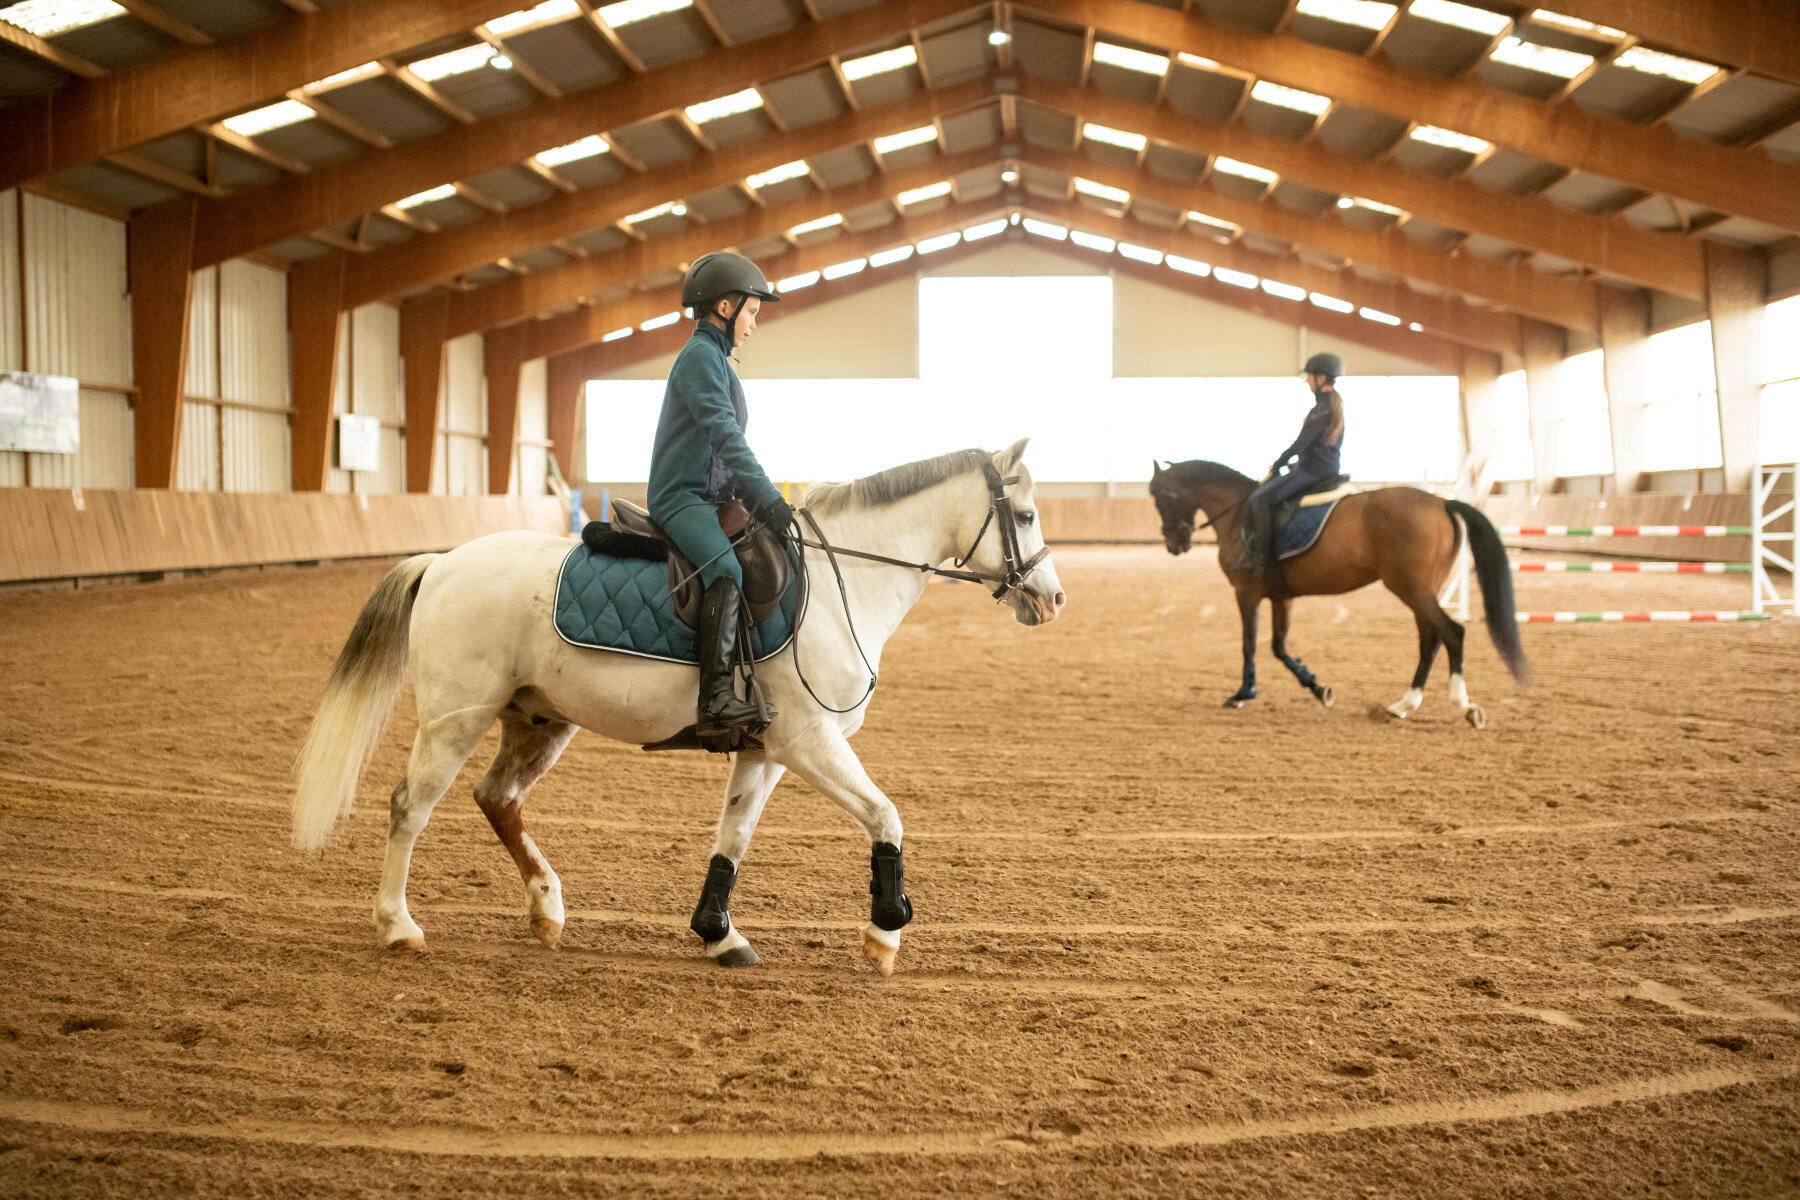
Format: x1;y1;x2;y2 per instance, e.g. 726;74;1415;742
1152;458;1169;474
996;437;1030;473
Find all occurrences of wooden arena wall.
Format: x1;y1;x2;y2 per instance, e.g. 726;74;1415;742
0;489;568;584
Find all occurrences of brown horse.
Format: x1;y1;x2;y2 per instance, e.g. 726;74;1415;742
1148;460;1528;727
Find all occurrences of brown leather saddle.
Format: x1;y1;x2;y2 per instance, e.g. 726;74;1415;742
609;498;793;627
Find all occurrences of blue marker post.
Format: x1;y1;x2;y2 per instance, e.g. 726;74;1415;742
601;488;612;523
569;489;583;534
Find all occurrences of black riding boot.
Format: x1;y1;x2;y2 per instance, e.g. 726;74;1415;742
1237;506;1273;575
696;576;765;739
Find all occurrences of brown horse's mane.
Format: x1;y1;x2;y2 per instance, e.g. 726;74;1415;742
1168;460;1255;494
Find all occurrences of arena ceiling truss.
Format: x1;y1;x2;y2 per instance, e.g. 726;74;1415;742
2;0;1795;491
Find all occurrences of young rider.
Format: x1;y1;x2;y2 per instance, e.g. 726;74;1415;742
1240;352;1346;574
647;251;796;741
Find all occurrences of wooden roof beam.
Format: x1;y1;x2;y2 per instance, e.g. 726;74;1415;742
187;0;976;267
1014;76;1704;298
1023;147;1600;331
335;82;999;308
115;0;212;46
1026;194;1523;356
1030;0;1800;235
2;0;532;191
446;158;1003;339
0;18;106;77
1543;1;1800;90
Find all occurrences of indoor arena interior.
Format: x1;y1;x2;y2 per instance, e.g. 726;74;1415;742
1;1;1797;1197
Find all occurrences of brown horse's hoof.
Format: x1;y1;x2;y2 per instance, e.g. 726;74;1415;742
386;936;426;953
1464;705;1487;730
531;916;564;949
1313;684;1335;708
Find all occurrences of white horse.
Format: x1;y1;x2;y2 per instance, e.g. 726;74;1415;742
291;440;1064;975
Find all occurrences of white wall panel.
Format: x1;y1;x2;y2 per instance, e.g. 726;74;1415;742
79;388;132;489
515;356;547;496
222;407;289;492
0;454;22;486
28;450;74;487
220;259;287;411
447;437;486;497
177;402;219;491
332;312;351;416
377;430;406;494
21;192;129;386
443;332;484;433
185;265;219;399
351;304;400;421
0;192;21;371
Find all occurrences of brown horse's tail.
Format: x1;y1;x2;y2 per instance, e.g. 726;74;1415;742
1446;500;1531;685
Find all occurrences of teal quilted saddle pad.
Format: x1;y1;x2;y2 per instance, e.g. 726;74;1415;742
551;542;801;664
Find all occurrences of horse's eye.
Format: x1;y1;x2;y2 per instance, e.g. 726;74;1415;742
1017;510;1036;527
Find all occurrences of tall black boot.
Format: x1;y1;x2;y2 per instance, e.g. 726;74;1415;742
1236;507;1271;575
696;576;765;739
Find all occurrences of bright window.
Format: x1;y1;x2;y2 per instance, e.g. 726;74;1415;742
1555;348;1613;477
1490;370;1534;481
1641;321;1721;471
1764;295;1800;467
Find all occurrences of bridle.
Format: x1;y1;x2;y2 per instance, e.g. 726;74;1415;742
790;458;1051;603
776;460;1052;714
1154;482;1237;548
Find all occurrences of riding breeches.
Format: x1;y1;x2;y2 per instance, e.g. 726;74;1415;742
1248;468;1333;517
657;503;744;590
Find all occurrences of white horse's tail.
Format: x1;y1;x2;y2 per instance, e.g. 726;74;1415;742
291;554;438;850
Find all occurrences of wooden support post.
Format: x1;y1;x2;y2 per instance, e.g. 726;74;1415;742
128;198;198;489
1597;285;1651;494
1458;347;1503;495
1520;318;1568;493
546;348;588;485
401;293;449;494
1704;243;1768;492
288;255;346;491
483;323;524;495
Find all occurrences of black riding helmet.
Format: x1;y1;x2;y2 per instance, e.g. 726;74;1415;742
683;251;779;343
1303;351;1343;381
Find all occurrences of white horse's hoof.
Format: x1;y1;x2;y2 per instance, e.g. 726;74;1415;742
1386;703;1410;719
716;945;760;968
386;935;426;953
862;925;900;977
531;916;564;949
1464;705;1487;730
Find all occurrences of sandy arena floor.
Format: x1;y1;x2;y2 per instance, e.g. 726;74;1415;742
1;543;1797;1198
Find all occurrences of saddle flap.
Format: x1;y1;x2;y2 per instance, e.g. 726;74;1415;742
667;524;794;628
611;498;661;538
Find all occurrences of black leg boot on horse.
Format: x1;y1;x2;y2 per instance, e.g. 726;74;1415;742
695;576;770;752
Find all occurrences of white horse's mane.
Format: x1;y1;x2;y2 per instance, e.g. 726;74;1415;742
803;448;992;517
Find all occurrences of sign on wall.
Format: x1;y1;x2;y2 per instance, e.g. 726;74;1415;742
0;370;79;454
336;413;381;472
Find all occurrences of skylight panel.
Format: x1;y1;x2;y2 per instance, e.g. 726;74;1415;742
0;0;124;37
917;232;961;255
1616;46;1719;85
1082;122;1148;152
1214;268;1259;289
964;219;1007;241
486;0;580;35
823;258;867;280
988;29;1008;47
1074;178;1130;204
536;135;610;167
1166;255;1211;277
788;213;843;235
1410;0;1509;36
1176;52;1221;71
1360;307;1402;325
842;44;918;81
597;0;690;27
1261;279;1308;302
1092;42;1169;76
1489;36;1592;78
747;160;810;189
685;88;763;124
1212;157;1278;184
221;100;315;138
1409;322;1424;331
1409;125;1492;154
409;43;500;81
602;327;634;342
778;271;820;292
1527;9;1624;39
869;245;914;268
1310;293;1354;313
640;311;683;331
625;201;687;224
1070;231;1116;253
1295;0;1397;31
1185;211;1240;239
1022;218;1068;241
1119;243;1163;265
1337;196;1405;216
1250;81;1331;115
896;181;952;207
872;125;938;155
310;62;382;90
394;184;458;209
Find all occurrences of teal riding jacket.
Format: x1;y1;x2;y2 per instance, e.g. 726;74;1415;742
647;320;784;522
